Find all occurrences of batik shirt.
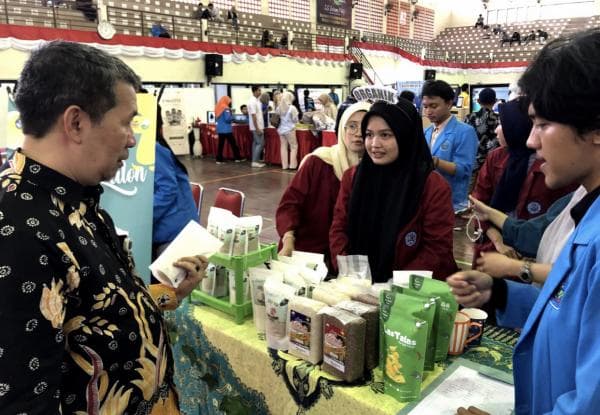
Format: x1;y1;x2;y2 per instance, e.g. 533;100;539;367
0;151;175;414
465;107;499;172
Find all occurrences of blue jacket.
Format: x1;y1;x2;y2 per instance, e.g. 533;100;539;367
153;144;198;244
502;191;573;258
424;116;477;211
216;109;233;134
498;194;600;414
150;24;167;37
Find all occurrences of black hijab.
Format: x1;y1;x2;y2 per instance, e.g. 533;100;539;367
346;99;434;282
489;97;534;213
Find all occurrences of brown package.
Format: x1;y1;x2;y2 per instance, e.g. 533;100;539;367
320;306;366;382
335;300;379;371
353;293;379;306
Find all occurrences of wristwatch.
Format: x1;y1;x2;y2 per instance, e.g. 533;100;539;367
519;260;533;284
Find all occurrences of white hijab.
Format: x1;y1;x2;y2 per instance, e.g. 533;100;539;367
304;101;371;180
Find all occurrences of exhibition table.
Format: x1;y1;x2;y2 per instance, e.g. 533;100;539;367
165;300;515;415
231;124;253;159
264;128;321;166
199;123;253;160
321;130;337;147
199;123;218;156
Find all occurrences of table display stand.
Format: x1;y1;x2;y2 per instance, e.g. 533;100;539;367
191;243;278;324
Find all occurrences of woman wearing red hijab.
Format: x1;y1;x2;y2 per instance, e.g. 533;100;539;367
215;95;244;164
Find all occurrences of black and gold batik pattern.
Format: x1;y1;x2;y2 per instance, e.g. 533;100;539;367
0;151;175;414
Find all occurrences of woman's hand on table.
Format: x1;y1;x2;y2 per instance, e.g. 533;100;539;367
456;406;490;415
446;271;493;308
174;255;209;303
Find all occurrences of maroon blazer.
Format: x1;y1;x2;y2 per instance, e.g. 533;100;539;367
329;167;458;281
276;155;341;260
472;147;577;265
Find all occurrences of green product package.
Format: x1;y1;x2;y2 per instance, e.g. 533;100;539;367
379;290;434;403
408;275;459;362
391;286;437;371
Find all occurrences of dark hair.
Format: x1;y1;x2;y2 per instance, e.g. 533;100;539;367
461;83;469;92
251;85;261;93
421;80;455;102
399;90;415;102
240;104;247;110
15;41;140;138
518;29;600;135
303;89;310;96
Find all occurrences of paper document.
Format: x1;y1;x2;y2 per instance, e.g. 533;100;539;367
407;365;514;415
149;220;223;288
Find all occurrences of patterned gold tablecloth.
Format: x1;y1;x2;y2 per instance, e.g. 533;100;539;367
165;300;515;415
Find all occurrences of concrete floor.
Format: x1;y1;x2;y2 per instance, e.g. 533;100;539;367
180;155;474;268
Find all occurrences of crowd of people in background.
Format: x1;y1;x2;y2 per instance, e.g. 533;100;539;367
475;15;548;47
2;25;600;414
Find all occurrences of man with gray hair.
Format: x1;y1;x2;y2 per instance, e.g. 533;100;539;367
0;41;206;413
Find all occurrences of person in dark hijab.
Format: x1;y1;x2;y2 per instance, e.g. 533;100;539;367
471;97;576;264
329;99;457;281
490;98;535;212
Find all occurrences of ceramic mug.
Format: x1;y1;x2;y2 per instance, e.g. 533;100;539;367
448;311;483;355
461;308;488;347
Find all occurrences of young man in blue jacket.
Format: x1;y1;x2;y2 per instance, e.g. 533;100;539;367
449;29;600;415
422;80;478;212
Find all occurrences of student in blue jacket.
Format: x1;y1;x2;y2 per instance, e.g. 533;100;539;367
422;80;478;212
449;29;600;415
153;107;198;258
215;95;243;164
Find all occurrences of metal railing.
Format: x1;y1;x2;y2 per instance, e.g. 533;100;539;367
1;0;98;29
349;45;384;85
0;0;544;66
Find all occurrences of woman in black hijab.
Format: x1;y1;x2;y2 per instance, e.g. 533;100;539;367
329;99;457;282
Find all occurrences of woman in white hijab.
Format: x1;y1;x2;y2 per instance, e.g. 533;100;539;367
318;93;338;121
275;91;299;169
275;101;371;270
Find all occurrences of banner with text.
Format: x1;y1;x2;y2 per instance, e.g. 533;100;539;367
317;0;352;28
100;93;157;282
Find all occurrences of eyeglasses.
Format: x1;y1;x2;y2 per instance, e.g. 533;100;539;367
345;122;361;135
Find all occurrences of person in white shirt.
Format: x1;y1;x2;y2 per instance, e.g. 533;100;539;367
248;85;265;167
276;91;299;170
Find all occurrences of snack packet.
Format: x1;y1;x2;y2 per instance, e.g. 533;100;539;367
288;296;327;364
391;286;437;370
337;255;372;283
264;280;297;350
380;290;433;402
248;267;284;337
408;275;458;362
